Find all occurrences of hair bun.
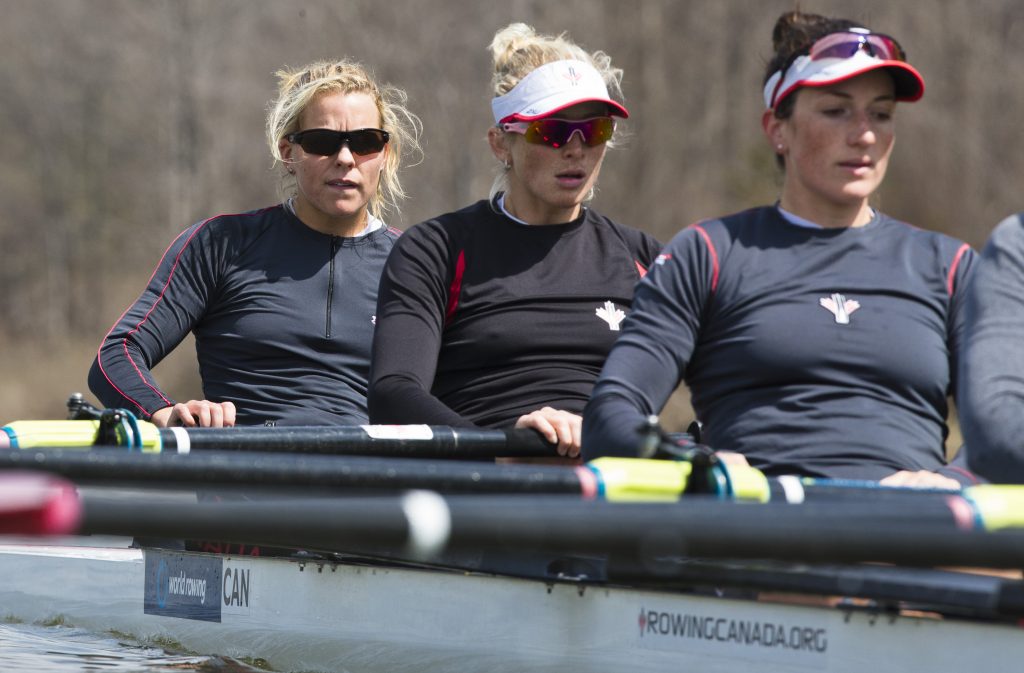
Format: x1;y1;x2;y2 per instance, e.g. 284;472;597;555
764;11;864;86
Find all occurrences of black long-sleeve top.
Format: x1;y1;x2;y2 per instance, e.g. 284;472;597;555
368;197;660;428
584;206;977;483
89;204;398;426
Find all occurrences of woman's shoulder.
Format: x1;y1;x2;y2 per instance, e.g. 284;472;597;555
984;212;1024;257
407;200;494;234
584;210;661;259
185;204;287;245
874;213;975;294
165;204;285;257
877;212;974;260
662;206;775;250
386;201;498;272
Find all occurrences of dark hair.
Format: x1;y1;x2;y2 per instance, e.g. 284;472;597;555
764;11;864;120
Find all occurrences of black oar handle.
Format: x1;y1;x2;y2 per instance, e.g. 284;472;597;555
156;425;556;459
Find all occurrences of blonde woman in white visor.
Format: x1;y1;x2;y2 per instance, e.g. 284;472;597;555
584;11;979;488
369;23;660;459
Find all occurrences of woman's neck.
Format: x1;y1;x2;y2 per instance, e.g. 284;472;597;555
778;192;874;229
502;191;582;226
293;199;368;237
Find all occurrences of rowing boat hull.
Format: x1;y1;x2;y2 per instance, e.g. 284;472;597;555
0;541;1020;672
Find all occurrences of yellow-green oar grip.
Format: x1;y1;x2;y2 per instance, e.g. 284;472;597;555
1;419;162;451
964;484;1024;531
588;457;692;502
723;463;771;503
3;420;102;448
137;422;162;452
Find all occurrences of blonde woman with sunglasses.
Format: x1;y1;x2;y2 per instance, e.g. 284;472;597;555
584;11;978;488
89;59;420;428
368;23;660;458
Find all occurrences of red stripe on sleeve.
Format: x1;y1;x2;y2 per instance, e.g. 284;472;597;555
947;243;970;296
692;224;720;292
444;250;466;325
635;260;647;278
95;218;215;414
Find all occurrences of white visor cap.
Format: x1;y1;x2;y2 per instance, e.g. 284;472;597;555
491;59;629;124
764;48;924;110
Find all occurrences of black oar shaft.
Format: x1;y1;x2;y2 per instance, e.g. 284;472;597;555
76;494;1024;569
0;449;585;494
609;560;1024;617
81;495;413;549
157;426;556;459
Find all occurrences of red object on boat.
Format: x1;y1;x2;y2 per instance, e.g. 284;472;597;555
0;472;81;535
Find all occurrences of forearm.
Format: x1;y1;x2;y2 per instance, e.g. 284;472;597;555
960;215;1024;482
582;391;653;459
367;374;474;427
88;342;174;417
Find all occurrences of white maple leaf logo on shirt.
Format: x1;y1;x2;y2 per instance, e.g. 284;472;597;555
596;301;626;331
819;293;860;325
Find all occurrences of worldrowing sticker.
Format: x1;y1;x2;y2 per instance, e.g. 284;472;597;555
143;550;222;622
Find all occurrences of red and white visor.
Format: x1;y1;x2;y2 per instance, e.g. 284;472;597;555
763;30;924;110
491;59;629;124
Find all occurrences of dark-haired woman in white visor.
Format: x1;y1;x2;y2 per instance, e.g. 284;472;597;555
368;23;660;458
584;11;978;487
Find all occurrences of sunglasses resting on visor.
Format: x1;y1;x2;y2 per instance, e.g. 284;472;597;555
807;30;905;62
769;30;907;108
286;128;390;156
500;117;615;149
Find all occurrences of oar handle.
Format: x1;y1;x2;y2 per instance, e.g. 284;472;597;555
160;425;557;458
2;419;559;459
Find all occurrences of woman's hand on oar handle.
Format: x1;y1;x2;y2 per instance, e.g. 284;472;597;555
880;470;961;490
150;400;237;428
715;451;750;467
514;407;581;458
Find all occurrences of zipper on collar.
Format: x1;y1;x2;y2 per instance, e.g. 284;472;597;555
326;236;339;338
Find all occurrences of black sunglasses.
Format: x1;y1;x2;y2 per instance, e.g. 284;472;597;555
286;128;390;156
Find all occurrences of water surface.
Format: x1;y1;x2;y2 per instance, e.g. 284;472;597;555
0;622;265;672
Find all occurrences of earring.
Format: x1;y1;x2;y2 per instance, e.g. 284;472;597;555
503;160;511;170
287;167;296;175
776;144;784;153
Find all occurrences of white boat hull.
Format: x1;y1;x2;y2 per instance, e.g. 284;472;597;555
0;541;1021;672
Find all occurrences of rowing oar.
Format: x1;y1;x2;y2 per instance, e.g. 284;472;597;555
608;559;1024;618
51;491;1024;570
4;466;1024;570
0;419;558;459
0;445;1013;515
6;482;1022;613
0;448;598;495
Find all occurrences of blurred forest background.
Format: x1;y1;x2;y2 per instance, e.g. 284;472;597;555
1;0;1021;441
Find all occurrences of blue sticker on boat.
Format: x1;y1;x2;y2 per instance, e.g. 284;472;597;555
143;550;222;622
